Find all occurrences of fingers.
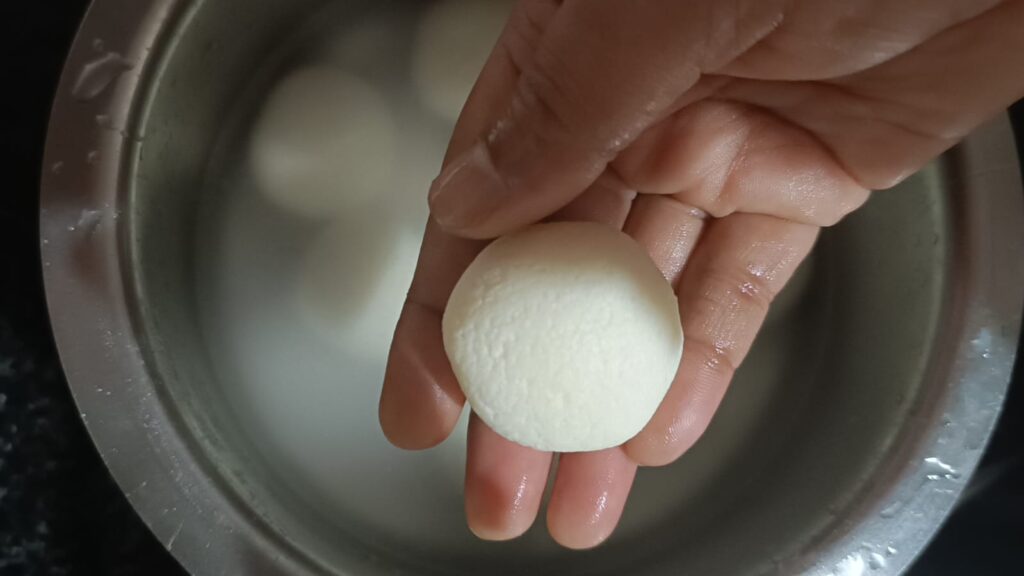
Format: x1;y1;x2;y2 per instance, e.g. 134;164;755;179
625;213;819;466
380;2;549;449
462;170;635;542
465;414;553;540
379;304;465;449
720;0;1024;189
607;101;860;467
546;447;637;549
613;100;870;226
442;0;559;159
622;195;706;287
718;0;1003;80
506;191;704;549
379;222;484;449
464;422;639;550
550;171;636;229
427;0;791;238
836;0;1024;184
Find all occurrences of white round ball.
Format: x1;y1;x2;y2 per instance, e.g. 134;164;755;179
442;222;684;452
412;0;513;122
294;217;421;357
250;66;396;218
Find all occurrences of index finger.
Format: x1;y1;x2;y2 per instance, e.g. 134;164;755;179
379;0;559;449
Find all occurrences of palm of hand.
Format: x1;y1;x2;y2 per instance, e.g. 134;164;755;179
379;0;1024;548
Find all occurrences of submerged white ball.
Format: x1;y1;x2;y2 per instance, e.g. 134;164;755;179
294;217;421;357
250;66;396;218
442;222;684;452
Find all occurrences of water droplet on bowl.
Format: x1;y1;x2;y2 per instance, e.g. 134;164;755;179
86;150;99;165
971;328;994;360
68;209;104;238
867;552;886;570
879;501;903;519
50;161;64;174
71;52;133;101
923;456;960;480
830;553;866;576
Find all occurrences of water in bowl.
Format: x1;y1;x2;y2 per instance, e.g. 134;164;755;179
194;0;825;562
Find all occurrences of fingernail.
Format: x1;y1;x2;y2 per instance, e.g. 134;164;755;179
429;140;506;232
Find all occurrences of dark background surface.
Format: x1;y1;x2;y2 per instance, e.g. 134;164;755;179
1;2;1021;575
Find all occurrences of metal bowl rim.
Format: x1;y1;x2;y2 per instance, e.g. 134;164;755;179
40;0;1024;574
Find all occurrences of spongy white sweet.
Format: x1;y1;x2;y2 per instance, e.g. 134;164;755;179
442;222;684;452
250;66;396;218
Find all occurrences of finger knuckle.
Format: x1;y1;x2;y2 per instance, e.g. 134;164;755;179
708;265;775;320
512;53;582;151
683;267;773;364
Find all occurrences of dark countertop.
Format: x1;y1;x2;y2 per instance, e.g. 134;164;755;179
1;2;183;574
1;3;1021;575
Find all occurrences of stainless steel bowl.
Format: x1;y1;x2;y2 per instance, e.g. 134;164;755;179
41;0;1024;574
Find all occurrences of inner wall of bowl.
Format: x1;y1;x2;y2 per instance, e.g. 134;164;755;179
130;0;949;574
129;0;374;570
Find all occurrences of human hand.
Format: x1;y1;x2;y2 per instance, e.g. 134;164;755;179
380;0;1024;548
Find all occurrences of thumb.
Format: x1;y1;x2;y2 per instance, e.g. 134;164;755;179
427;0;785;239
426;0;689;239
